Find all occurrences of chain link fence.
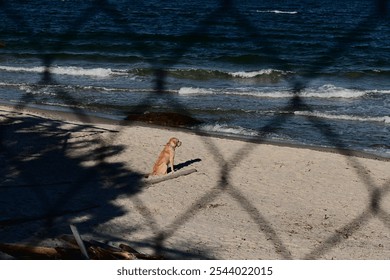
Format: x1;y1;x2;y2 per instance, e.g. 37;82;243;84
0;0;389;259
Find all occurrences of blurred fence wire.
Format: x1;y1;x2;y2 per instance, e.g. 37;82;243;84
0;0;389;259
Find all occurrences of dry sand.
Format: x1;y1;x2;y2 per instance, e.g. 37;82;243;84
0;104;389;259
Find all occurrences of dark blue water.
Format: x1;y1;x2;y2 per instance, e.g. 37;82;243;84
1;0;389;157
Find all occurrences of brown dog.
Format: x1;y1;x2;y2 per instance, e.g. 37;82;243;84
148;137;182;177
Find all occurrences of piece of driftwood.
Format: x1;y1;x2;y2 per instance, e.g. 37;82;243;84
58;234;80;248
59;234;162;260
89;246;137;260
144;168;197;186
0;223;162;260
0;243;82;260
0;239;161;260
119;244;164;260
118;243;139;254
60;235;126;259
0;243;58;259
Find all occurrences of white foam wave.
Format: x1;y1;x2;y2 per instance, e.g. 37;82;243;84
368;89;390;95
0;82;25;87
0;65;43;74
19;85;59;96
302;84;366;98
234;90;291;98
0;65;119;78
178;84;369;99
231;84;367;99
178;87;214;96
256;10;298;14
237;85;367;99
53;66;115;77
294;111;390;124
198;123;259;137
229;69;288;78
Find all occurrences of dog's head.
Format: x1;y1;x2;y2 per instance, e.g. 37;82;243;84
168;137;181;148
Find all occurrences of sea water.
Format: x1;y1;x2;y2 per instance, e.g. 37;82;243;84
0;0;389;157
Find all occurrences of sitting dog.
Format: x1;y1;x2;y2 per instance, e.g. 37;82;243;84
147;137;182;177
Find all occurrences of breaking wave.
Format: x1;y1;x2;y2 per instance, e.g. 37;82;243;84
0;65;129;78
229;69;290;78
163;68;291;81
256;10;298;15
178;85;376;99
178;87;214;96
197;123;259;137
294;111;390;124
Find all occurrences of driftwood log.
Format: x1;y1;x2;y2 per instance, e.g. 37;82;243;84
144;168;197;186
0;209;166;260
0;243;82;260
0;235;162;260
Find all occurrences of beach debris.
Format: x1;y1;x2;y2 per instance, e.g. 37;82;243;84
0;225;163;260
0;236;162;260
125;111;202;127
144;168;197;186
0;243;80;260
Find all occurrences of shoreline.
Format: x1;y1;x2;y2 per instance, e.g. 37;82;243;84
1;102;389;162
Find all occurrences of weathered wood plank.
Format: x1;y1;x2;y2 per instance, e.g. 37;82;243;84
144;168;197;187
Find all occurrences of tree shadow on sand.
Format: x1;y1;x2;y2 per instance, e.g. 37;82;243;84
0;110;212;259
0;111;140;241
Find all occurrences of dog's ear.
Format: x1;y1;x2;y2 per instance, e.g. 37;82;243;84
169;137;181;148
168;137;175;147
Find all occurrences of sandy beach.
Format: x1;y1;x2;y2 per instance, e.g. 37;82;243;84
0;104;389;260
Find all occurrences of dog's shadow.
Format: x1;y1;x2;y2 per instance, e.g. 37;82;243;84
169;158;202;173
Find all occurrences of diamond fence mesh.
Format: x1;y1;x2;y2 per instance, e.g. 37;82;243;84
0;0;389;259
